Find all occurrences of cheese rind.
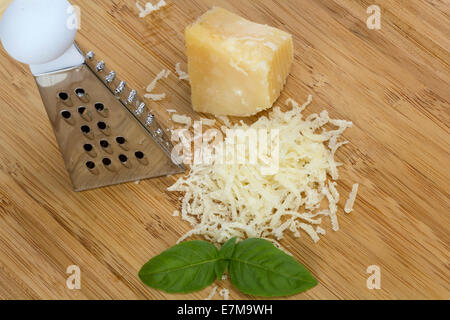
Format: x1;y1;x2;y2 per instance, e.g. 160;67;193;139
185;7;294;117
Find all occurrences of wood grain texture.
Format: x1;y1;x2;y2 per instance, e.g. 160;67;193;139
0;0;448;300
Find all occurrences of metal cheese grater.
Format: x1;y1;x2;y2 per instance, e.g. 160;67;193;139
35;45;185;191
0;0;185;191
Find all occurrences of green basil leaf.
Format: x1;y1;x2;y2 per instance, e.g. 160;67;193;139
215;237;237;279
215;261;228;280
139;240;219;294
219;237;238;259
229;238;318;297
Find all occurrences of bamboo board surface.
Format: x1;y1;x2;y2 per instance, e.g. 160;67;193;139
0;0;448;300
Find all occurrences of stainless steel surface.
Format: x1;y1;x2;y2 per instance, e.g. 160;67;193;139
33;45;185;191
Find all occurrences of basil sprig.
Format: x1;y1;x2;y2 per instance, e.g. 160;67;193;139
139;238;318;297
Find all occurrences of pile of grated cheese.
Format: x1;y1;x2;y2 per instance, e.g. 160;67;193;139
168;95;354;244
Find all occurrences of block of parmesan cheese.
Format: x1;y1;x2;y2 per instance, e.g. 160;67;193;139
185;7;294;117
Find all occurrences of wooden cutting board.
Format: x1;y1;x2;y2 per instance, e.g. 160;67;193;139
0;0;448;300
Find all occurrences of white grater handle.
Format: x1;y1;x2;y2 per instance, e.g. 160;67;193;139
0;0;84;75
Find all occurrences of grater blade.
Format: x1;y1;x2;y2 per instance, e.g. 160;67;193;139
34;44;185;191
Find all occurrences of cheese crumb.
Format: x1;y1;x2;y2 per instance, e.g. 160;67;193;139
204;285;218;300
175;62;190;81
144;93;166;101
146;69;170;93
219;288;230;300
286;94;313;112
144;69;171;101
217;115;232;127
200;118;216;127
136;0;167;18
345;184;359;214
172;210;180;217
172;114;192;127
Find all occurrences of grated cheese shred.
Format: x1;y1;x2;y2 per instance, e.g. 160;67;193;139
203;285;218;300
136;0;167;18
144;69;171;101
146;69;170;92
172;210;180;217
345;184;359;214
175;62;190;81
169;95;353;244
219;288;230;300
172;114;192;127
144;93;166;101
200;118;216;127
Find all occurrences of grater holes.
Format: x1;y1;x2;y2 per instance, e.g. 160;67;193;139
75;88;85;95
97;121;108;130
83;144;93;152
58;91;73;107
97;121;111;135
135;151;144;159
81;125;91;134
119;154;132;168
119;154;128;163
75;88;87;98
100;139;113;154
95;103;109;118
85;161;99;175
95;103;105;112
59;92;69;101
61;110;71;119
135;151;148;165
77;106;92;121
81;124;94;140
75;88;89;103
100;140;109;148
86;161;95;169
61;110;75;125
116;136;129;150
102;158;112;166
78;106;87;115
